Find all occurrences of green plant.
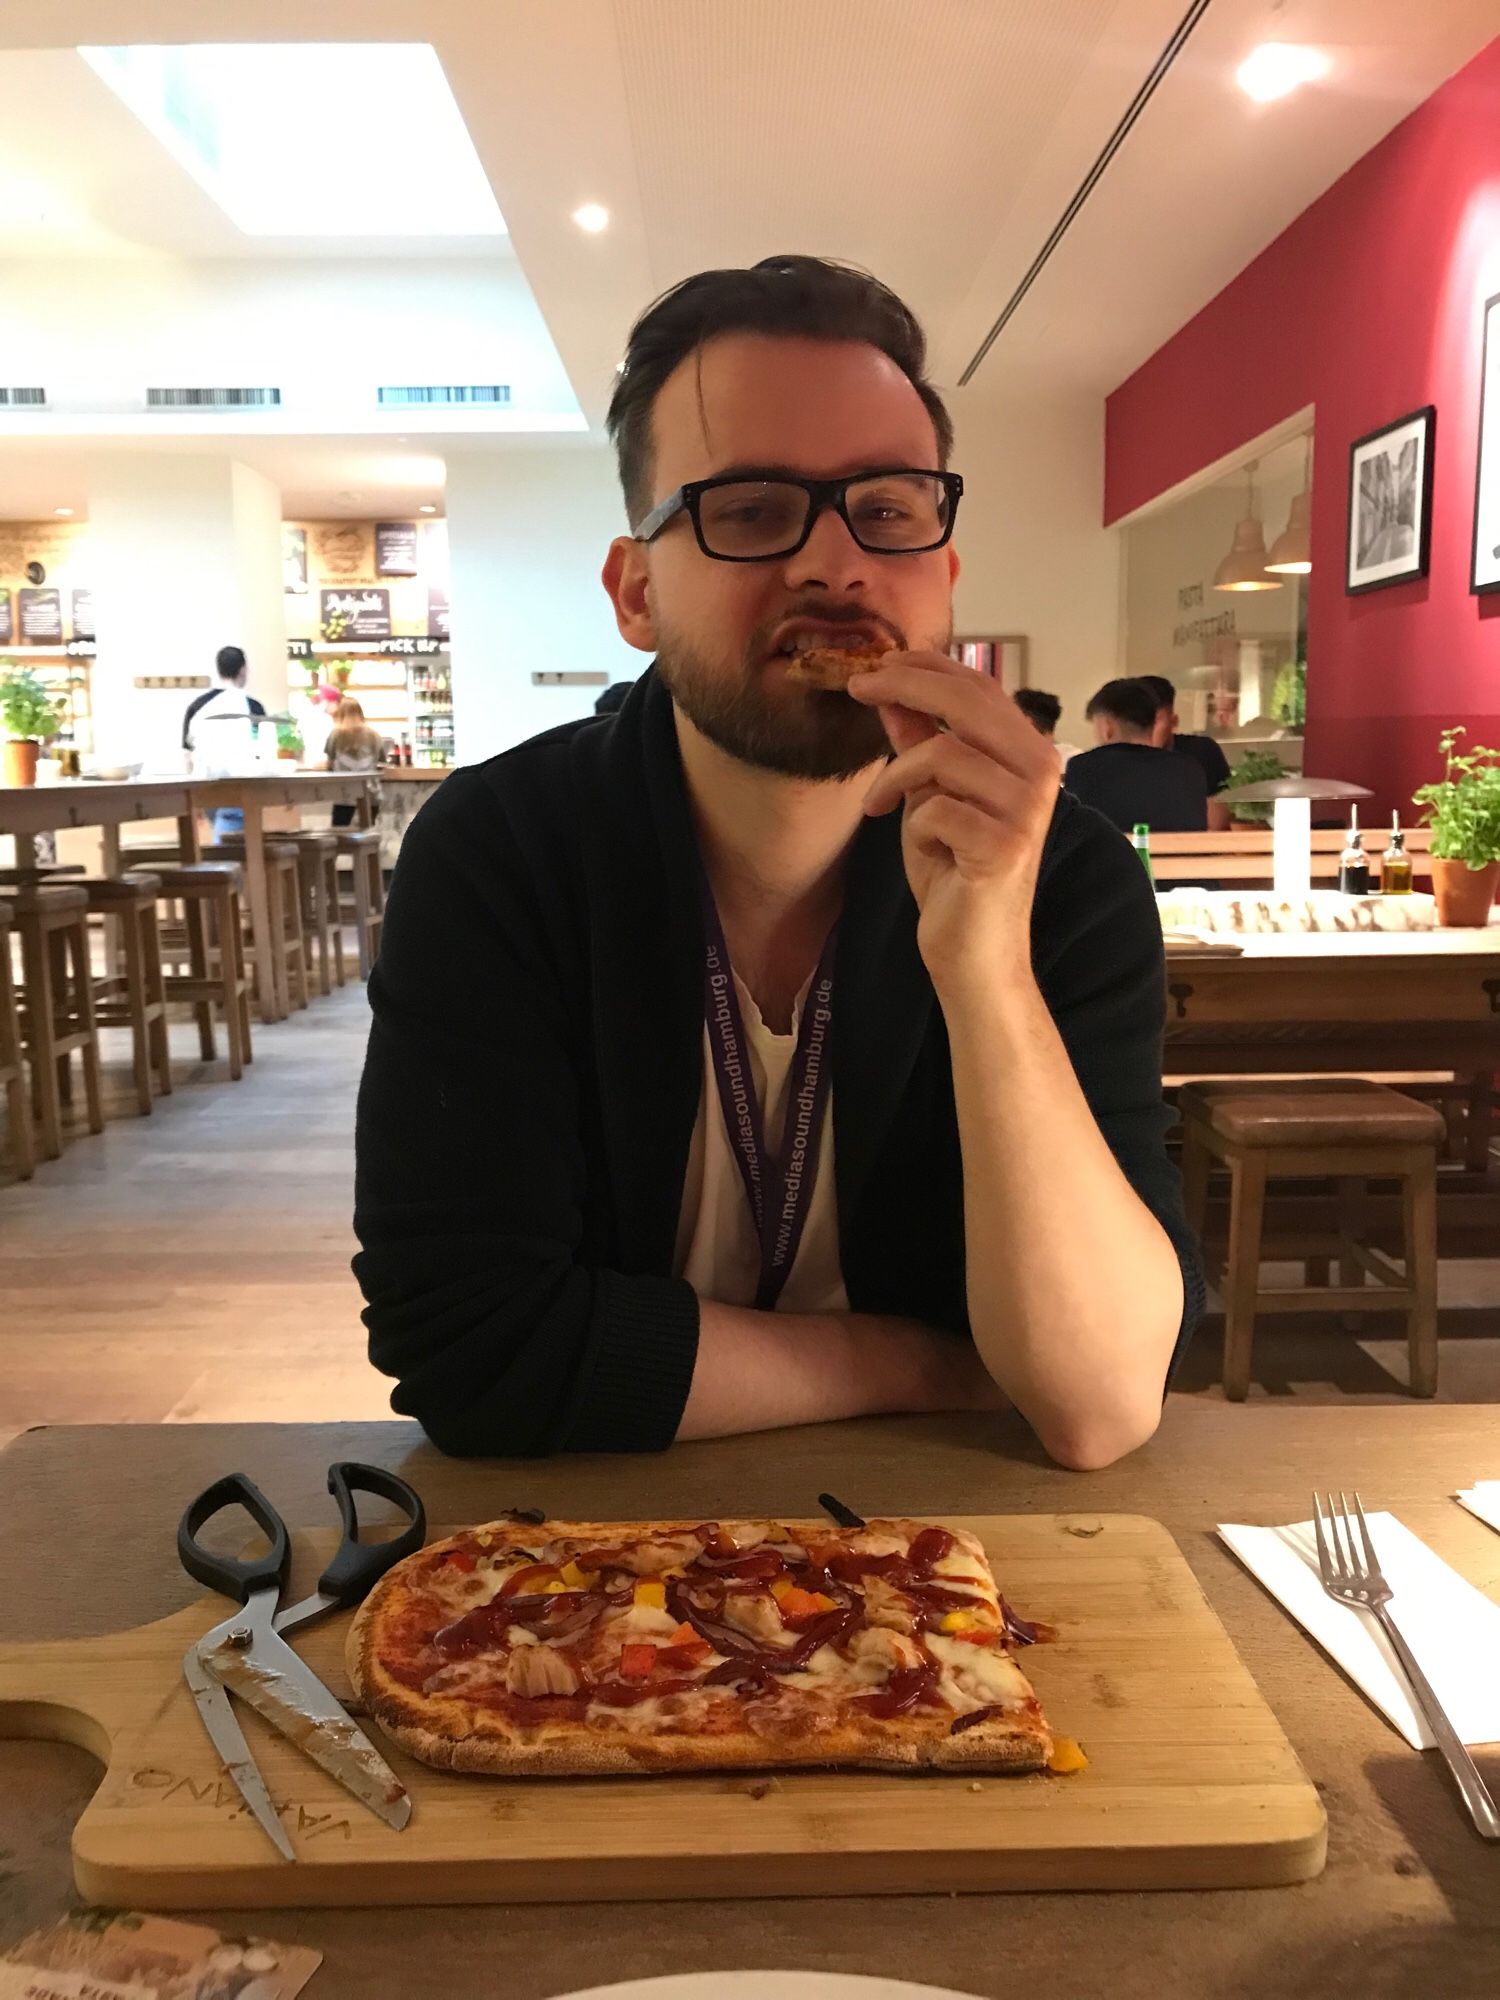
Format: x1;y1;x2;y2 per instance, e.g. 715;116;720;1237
1271;658;1306;730
275;720;305;758
0;664;64;741
1221;749;1289;825
1412;727;1500;866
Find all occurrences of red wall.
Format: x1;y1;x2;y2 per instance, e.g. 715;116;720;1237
1105;36;1500;816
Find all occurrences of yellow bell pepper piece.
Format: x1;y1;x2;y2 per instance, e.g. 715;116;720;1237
558;1560;598;1591
940;1609;979;1634
770;1577;796;1603
541;1580;569;1595
633;1579;667;1610
1047;1735;1089;1775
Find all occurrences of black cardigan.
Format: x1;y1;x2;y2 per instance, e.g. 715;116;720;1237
353;669;1203;1456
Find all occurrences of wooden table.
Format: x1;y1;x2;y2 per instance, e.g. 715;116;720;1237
0;775;372;1024
3;1406;1498;1997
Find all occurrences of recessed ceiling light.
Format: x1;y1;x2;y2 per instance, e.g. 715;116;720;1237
419;504;437;514
1236;43;1330;103
572;202;610;234
54;506;74;517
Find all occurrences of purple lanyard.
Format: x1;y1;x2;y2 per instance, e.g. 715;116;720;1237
699;877;837;1311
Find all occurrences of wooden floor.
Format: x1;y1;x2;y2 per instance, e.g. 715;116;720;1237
2;981;1497;1451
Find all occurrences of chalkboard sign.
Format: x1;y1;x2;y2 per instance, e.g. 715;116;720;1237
375;522;419;576
0;591;11;645
320;588;391;641
427;587;450;640
18;586;62;643
71;588;95;641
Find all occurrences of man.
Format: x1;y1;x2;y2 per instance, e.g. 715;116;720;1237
1012;687;1083;770
1138;674;1234;828
183;645;266;841
1066;679;1212;835
353;255;1201;1469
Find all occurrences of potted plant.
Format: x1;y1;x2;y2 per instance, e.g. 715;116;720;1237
275;720;305;764
1222;750;1289;825
1412;727;1500;926
1;664;64;787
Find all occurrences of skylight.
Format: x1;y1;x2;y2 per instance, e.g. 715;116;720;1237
79;43;506;237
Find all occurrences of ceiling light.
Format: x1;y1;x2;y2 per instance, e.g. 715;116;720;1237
53;506;74;517
1266;436;1314;574
1236;43;1330;103
572;203;610;234
419;504;437;514
79;43;506;236
1214;461;1282;592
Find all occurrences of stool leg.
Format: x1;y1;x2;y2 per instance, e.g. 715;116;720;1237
286;867;309;1012
67;918;105;1135
231;892;253;1069
1222;1154;1267;1402
327;856;346;987
0;937;36;1180
21;919;64;1161
1464;1073;1495;1175
143;905;172;1098
49;929;73;1108
1402;1155;1439;1397
185;896;216;1062
121;904;153;1115
307;863;330;999
1336;1177;1365;1331
1304;1256;1331;1288
217;891;245;1082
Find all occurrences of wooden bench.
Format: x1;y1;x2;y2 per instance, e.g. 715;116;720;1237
1144;826;1434;886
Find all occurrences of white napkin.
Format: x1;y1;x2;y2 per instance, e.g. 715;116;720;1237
1218;1512;1500;1750
1455;1482;1500;1535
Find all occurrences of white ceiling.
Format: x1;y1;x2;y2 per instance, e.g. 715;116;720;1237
1;0;1495;510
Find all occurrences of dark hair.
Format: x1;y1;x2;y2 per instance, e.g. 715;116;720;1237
1085;678;1159;732
1013;688;1061;735
1138;674;1175;710
594;679;636;716
216;645;247;679
605;254;954;526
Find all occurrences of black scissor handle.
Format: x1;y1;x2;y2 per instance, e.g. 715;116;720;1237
177;1472;291;1605
315;1463;427;1606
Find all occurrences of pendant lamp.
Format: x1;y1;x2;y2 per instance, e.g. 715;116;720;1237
1213;461;1282;592
1266;435;1313;574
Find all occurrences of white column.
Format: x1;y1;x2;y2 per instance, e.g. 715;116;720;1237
87;454;287;771
444;445;644;762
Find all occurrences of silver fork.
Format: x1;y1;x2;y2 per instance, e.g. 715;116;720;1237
1313;1491;1499;1840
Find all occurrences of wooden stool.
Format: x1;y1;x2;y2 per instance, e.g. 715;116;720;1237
0;899;36;1180
77;876;173;1115
10;884;105;1161
130;863;253;1081
1179;1079;1443;1401
210;838;311;1014
335;829;385;979
268;832;344;996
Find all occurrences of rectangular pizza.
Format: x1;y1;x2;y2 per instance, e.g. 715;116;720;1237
347;1516;1054;1776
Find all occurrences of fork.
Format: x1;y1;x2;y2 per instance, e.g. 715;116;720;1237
1313;1491;1499;1840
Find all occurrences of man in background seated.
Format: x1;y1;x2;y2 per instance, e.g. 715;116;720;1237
1012;687;1083;771
1065;678;1213;833
1138;674;1233;820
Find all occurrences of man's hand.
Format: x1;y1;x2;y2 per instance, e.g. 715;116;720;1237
849;653;1059;988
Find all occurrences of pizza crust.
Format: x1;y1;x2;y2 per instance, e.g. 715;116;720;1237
781;645;888;690
347;1518;1052;1779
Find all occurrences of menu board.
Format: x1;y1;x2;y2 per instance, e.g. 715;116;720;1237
0;591;11;644
375;521;420;576
71;588;95;640
320;587;391;641
18;586;63;643
426;587;450;640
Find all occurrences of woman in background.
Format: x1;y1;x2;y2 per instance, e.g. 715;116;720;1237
324;697;388;828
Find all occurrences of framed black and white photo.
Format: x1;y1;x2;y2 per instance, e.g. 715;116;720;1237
1472;292;1500;595
1346;405;1435;595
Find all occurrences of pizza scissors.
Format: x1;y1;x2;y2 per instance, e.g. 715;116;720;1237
177;1461;427;1861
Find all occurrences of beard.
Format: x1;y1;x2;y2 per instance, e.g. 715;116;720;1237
654;608;948;782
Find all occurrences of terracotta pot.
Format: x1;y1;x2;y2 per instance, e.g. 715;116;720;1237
1430;855;1500;927
2;737;39;787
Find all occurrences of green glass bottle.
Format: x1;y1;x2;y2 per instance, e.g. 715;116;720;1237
1132;823;1155;887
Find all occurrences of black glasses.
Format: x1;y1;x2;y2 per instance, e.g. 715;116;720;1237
634;468;963;562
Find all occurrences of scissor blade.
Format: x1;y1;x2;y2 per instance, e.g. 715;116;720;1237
203;1626;411;1832
182;1644;295;1862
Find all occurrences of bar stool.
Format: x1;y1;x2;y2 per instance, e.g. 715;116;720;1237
10;884;105;1161
1179;1079;1443;1401
210;838;311;1014
76;875;173;1115
335;829;385;979
265;831;344;996
0;899;36;1180
129;862;253;1081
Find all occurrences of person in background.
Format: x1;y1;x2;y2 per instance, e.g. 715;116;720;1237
324;697;387;828
1138;674;1233;823
1066;678;1211;834
183;645;265;842
1012;687;1083;770
594;680;638;716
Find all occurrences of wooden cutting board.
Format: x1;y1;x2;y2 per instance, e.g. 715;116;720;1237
0;1513;1324;1907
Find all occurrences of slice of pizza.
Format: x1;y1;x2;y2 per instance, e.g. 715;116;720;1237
347;1517;1053;1777
781;644;888;690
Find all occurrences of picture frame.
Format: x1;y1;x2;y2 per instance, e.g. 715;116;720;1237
952;633;1029;686
1471;291;1500;595
1346;405;1435;595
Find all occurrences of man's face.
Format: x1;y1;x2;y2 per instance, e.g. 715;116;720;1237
604;334;958;780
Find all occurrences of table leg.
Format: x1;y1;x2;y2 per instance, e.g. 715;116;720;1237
177;812;202;863
15;832;37;872
100;824;124;979
241;801;284;1023
356;784;373;829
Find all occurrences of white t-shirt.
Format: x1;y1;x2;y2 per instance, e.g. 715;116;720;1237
673;965;848;1314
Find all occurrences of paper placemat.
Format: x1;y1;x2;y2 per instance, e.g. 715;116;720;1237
1455;1482;1500;1535
555;1978;985;2000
